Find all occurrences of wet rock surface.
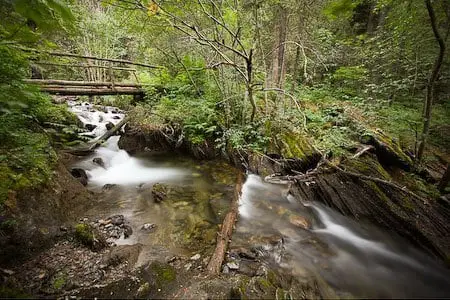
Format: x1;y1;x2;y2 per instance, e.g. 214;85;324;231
70;168;88;186
92;215;134;243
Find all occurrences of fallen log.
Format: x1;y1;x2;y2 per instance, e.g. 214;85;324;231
89;116;130;150
37;87;144;95
206;172;244;275
25;79;142;88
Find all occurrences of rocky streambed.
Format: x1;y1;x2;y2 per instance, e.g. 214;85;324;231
2;100;450;299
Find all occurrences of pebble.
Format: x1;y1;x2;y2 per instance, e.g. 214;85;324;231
141;223;156;231
190;253;201;261
184;263;192;271
226;262;239;270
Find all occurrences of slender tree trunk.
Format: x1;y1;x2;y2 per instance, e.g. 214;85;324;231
269;6;288;88
291;46;301;93
246;50;256;123
417;0;446;162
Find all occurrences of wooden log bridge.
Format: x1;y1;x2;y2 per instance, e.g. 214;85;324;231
25;79;145;96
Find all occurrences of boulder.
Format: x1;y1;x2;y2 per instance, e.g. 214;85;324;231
102;184;118;191
107;214;124;226
70;168;88;186
152;183;168;203
92;157;105;168
74;223;107;251
85;124;97;131
105;122;114;131
102;244;143;269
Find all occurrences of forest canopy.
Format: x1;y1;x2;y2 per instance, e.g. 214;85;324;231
0;0;449;207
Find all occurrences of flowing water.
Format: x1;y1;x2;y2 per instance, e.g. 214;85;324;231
69;101;450;298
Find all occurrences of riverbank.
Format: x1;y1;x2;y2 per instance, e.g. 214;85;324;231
1;100;450;299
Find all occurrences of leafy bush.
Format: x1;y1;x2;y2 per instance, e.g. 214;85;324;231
0;45;77;210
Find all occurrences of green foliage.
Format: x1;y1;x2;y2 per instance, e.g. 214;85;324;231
216;123;270;152
323;0;362;20
0;0;74;45
0;45;77;210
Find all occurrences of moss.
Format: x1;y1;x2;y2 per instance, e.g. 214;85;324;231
396;172;440;200
149;262;176;287
257;278;272;289
74;223;94;247
52;272;67;290
400;196;414;211
278;131;313;159
364;181;390;203
345;156;391;179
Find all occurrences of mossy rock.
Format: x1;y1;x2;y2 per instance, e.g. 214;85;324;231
143;261;176;290
361;130;413;170
52;271;68;291
74;223;106;251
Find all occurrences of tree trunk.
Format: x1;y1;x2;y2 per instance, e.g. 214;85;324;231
206;172;243;275
270;6;288;89
417;0;446;162
247;50;257;123
291;46;301;93
89;116;130;150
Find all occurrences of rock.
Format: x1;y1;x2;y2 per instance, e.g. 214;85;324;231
85;124;97;131
143;261;176;290
152;183;168;203
93;157;105;168
98;219;111;226
0;268;14;276
167;256;179;263
74;223;107;251
184;263;192;271
70;168;88;186
226;262;239;270
109;229;121;239
123;224;133;238
222;265;230;274
112;116;121;120
190;254;201;261
105;122;114;131
107;215;124;226
136;282;150;298
141;223;156;231
230;247;256;260
105;223;113;229
102;184;118;191
288;215;309;229
102;244;143;269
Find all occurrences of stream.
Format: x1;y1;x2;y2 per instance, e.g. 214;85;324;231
69;101;450;298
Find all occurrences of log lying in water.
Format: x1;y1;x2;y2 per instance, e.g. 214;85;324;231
206;172;244;275
89;116;130;151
